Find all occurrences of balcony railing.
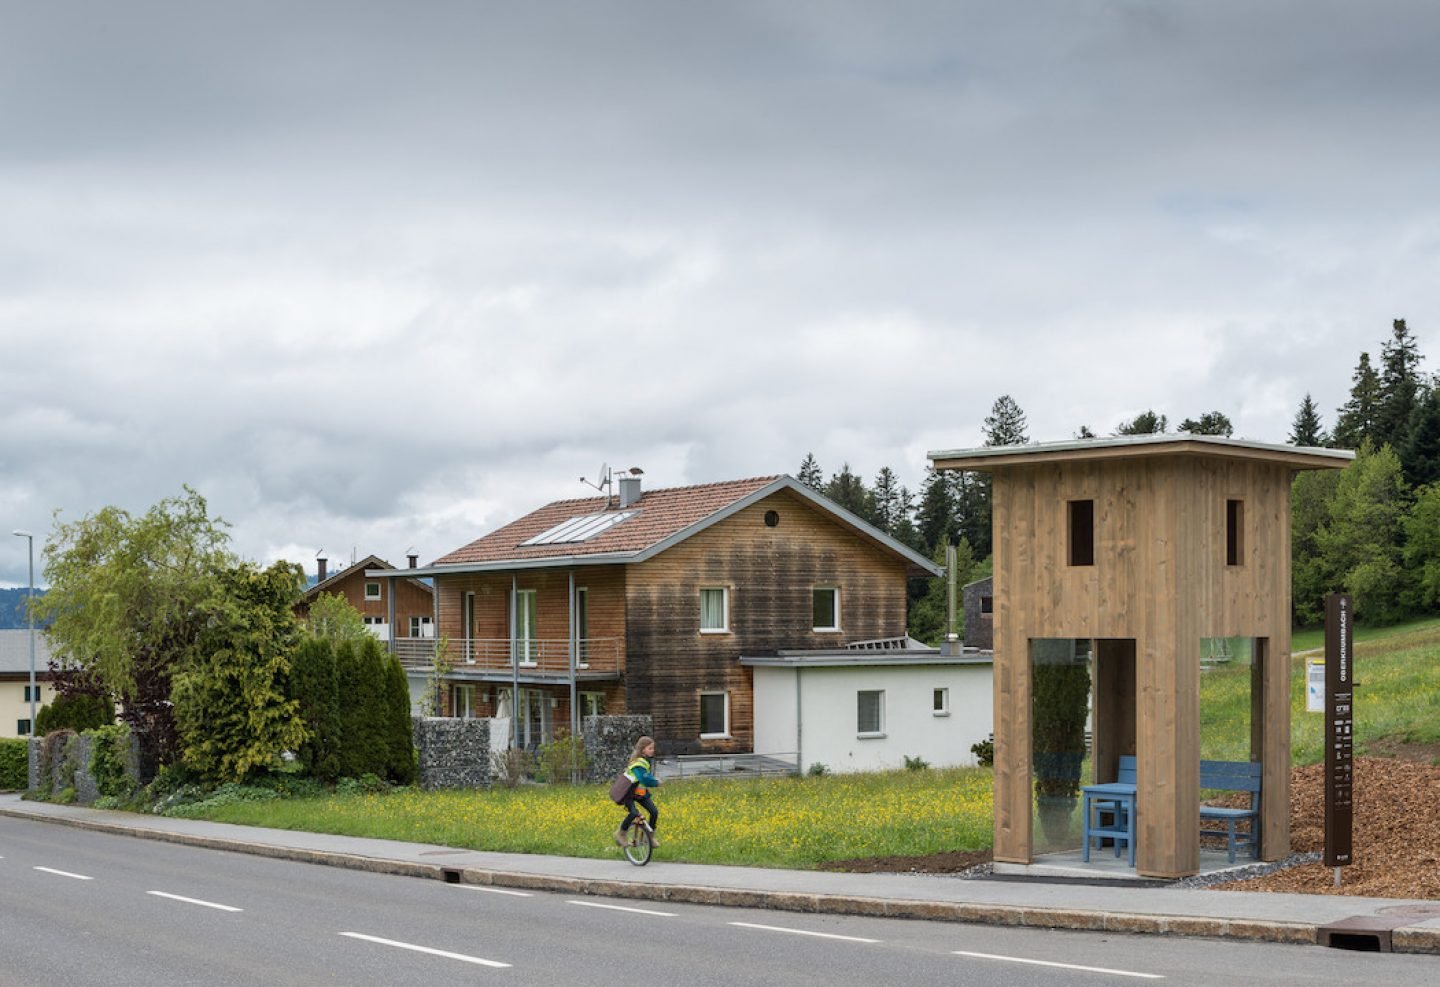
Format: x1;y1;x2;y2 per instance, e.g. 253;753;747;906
392;637;620;676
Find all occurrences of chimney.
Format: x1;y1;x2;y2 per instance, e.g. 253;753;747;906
408;553;419;569
618;469;643;509
317;557;328;582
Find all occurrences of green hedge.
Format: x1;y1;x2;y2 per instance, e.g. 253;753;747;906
0;738;29;790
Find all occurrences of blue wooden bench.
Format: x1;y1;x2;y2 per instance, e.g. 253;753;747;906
1200;759;1261;864
1081;756;1137;865
1082;756;1261;867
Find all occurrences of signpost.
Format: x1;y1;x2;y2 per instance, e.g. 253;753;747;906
1323;593;1354;885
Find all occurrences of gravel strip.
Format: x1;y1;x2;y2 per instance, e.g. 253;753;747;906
1169;852;1322;889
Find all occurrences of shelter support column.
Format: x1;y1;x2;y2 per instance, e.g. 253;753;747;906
993;618;1031;863
1137;623;1200;878
1258;636;1291;860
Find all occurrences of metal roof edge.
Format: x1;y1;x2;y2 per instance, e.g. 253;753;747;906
929;434;1355;470
741;652;993;668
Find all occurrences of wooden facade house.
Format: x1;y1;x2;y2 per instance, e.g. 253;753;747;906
929;435;1352;878
369;475;941;754
295;553;436;646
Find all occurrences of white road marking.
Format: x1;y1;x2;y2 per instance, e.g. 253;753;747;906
953;950;1164;979
729;921;880;943
567;900;676;917
147;890;243;912
340;932;511;969
34;866;92;880
457;885;533;897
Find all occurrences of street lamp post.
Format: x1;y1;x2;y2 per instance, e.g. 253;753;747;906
11;530;35;733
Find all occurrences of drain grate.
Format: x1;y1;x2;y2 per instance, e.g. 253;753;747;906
1318;914;1418;952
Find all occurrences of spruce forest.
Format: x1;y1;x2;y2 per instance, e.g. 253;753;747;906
809;319;1439;642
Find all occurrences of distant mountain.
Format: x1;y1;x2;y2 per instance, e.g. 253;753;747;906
0;588;41;630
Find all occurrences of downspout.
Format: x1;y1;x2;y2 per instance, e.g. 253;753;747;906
511;574;520;751
569;569;579;742
795;664;803;773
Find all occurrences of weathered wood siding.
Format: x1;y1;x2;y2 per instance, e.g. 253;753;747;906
992;455;1294;877
626;489;911;755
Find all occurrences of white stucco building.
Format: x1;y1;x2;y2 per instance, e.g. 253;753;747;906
744;648;993;774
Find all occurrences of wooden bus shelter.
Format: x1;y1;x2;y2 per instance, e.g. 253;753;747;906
929;435;1351;878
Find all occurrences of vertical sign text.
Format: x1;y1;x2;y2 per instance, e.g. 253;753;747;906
1324;593;1353;868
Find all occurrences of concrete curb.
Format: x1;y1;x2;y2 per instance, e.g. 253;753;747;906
6;805;1439;954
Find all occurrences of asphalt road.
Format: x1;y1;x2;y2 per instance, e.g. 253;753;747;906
0;816;1433;986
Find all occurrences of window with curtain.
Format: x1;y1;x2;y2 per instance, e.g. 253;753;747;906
700;587;728;632
812;587;839;631
700;692;729;737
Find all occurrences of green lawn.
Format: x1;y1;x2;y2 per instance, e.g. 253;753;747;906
1203;616;1440;765
183;767;995;869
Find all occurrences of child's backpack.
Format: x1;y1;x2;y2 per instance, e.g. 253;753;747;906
609;771;635;804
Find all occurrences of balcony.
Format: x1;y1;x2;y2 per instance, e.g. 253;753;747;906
392;637;621;680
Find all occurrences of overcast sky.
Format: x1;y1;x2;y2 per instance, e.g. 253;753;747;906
4;2;1440;586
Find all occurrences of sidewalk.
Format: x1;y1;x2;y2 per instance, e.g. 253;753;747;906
3;794;1437;954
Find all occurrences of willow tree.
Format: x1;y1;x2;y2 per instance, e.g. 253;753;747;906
34;487;232;770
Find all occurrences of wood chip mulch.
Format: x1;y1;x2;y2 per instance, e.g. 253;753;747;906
1214;755;1440;899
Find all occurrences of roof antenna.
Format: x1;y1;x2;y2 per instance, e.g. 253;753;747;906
580;463;614;508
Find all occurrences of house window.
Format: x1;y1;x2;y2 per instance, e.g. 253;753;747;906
409;615;434;638
365;582;382;601
24;685;42;702
699;691;730;738
812;587;840;632
1227;499;1245;566
857;690;885;737
981;595;993;615
453;684;475;719
581;692;605;718
514;589;538;663
17;719;31;736
933;687;950;716
1068;500;1095;567
700;587;729;633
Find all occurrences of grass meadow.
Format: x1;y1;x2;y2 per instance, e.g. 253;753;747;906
190;766;996;868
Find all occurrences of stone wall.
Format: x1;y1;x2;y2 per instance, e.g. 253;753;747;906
582;714;654;783
28;730;140;804
413;716;492;790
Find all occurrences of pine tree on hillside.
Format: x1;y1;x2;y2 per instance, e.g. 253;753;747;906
1178;411;1234;436
798;453;824;492
871;466;903;534
1402;388;1440;489
1333;352;1381;450
1289;393;1328;446
1377;318;1423;453
983;395;1030;447
891;484;921;550
915;467;955;557
1116;410;1168;435
824;463;873;521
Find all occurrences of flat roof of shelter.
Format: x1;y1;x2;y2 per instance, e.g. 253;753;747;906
929;433;1354;472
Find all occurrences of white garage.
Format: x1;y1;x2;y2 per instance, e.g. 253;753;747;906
744;648;994;774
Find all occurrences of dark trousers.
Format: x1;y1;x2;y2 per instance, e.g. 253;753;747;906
622;793;658;832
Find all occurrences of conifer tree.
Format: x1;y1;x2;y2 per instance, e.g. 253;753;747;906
1289;393;1327;446
871;466;903;534
1377;318;1423;452
825;463;873;521
1333;352;1381;450
797;453;824;492
1177;411;1233;436
1116;410;1168;435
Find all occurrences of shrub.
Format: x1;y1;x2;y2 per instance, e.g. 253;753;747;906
490;747;534;788
336;773;390;796
35;693;114;736
88;723;137;800
0;738;28;790
903;754;931;771
290;636;342;781
807;762;829;777
970;733;995;767
537;732;589;784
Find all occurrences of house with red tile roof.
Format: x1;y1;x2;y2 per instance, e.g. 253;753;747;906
370;474;941;756
296;553;435;648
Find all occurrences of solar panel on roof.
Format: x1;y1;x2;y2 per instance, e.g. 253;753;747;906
520;511;637;546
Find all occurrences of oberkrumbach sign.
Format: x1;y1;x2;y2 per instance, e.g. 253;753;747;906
1324;593;1353;869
